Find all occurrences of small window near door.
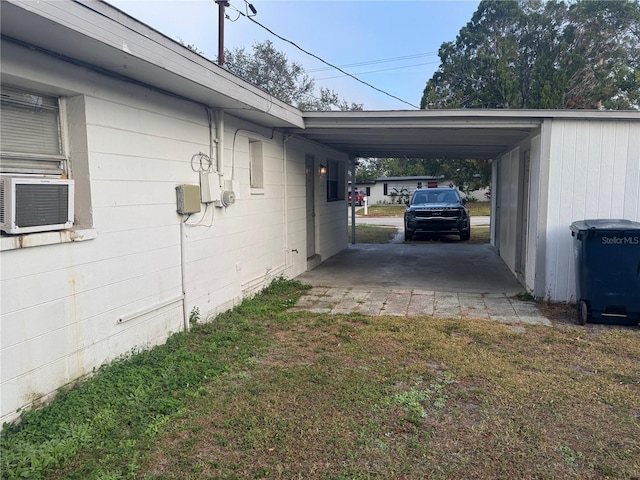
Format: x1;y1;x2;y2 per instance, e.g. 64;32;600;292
249;140;264;190
326;159;344;201
417;182;422;188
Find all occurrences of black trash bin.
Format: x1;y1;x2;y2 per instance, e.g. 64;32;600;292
570;219;640;326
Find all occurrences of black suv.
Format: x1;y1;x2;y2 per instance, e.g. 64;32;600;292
404;188;471;241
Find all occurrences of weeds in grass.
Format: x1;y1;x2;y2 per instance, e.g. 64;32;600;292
559;445;581;466
0;278;306;480
3;279;640;479
387;373;457;423
188;306;200;325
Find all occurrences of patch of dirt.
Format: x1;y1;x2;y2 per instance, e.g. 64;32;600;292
539;301;640;335
537;301;576;324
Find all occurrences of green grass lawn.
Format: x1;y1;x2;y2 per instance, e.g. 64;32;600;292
3;279;639;479
357;201;491;217
348;225;490;244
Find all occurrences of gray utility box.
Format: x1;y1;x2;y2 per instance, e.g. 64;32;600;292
570;219;640;326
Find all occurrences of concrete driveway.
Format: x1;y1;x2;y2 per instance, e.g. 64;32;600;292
295;243;551;326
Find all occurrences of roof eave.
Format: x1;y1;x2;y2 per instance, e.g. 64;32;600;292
0;0;304;129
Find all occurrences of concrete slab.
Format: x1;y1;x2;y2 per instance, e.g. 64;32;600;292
294;243;551;325
293;287;551;325
297;243;524;294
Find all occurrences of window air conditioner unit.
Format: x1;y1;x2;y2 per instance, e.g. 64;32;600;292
0;176;74;234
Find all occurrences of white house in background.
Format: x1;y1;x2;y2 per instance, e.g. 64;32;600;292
2;0;640;426
353;176;490;205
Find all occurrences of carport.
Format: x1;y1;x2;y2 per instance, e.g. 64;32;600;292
289;109;541;296
288;109;640;302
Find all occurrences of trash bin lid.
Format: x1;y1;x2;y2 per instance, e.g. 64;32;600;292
570;219;640;234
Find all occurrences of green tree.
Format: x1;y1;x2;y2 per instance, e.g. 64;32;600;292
421;0;640;110
355;158;388;183
225;40;363;111
355;158;491;196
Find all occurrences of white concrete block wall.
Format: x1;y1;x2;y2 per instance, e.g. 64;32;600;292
1;44;348;424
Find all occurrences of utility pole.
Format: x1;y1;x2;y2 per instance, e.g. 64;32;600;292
215;1;229;66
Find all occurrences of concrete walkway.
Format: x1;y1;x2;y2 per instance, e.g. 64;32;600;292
293;286;551;326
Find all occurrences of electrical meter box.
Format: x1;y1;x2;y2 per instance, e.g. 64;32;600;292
176;184;201;214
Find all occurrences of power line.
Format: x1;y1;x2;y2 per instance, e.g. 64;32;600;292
239;14;420;109
307;52;439;73
318;60;441;81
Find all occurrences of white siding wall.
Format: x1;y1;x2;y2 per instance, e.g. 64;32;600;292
525;134;542;292
496;148;520;273
0;43;347;424
543;119;640;302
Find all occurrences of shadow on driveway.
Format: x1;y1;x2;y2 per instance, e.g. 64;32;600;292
297;243;523;295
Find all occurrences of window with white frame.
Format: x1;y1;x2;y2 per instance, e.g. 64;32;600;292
0;85;67;174
249;139;264;190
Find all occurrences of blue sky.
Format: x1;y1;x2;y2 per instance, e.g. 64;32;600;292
108;0;480;110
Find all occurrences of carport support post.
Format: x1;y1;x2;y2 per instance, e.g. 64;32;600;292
351;157;357;244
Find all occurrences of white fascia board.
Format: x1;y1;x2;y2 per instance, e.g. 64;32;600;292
3;0;304;129
303;109;640;126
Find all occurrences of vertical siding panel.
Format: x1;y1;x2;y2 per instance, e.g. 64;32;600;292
597;123;618;217
557;122;579;301
610;123;628;215
546;122;564;300
571;120;590;221
585;122;604;217
624;122;640;219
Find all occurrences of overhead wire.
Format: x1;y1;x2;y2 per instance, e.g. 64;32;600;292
228;5;420;109
317;60;441;81
307;52;439;73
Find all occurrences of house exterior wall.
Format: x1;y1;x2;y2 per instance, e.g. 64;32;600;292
0;41;348;424
541;119;640;302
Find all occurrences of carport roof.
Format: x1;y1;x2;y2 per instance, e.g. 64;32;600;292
292;110;639;160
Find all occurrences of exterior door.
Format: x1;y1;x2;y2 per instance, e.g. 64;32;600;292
305;155;316;259
516;150;531;280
